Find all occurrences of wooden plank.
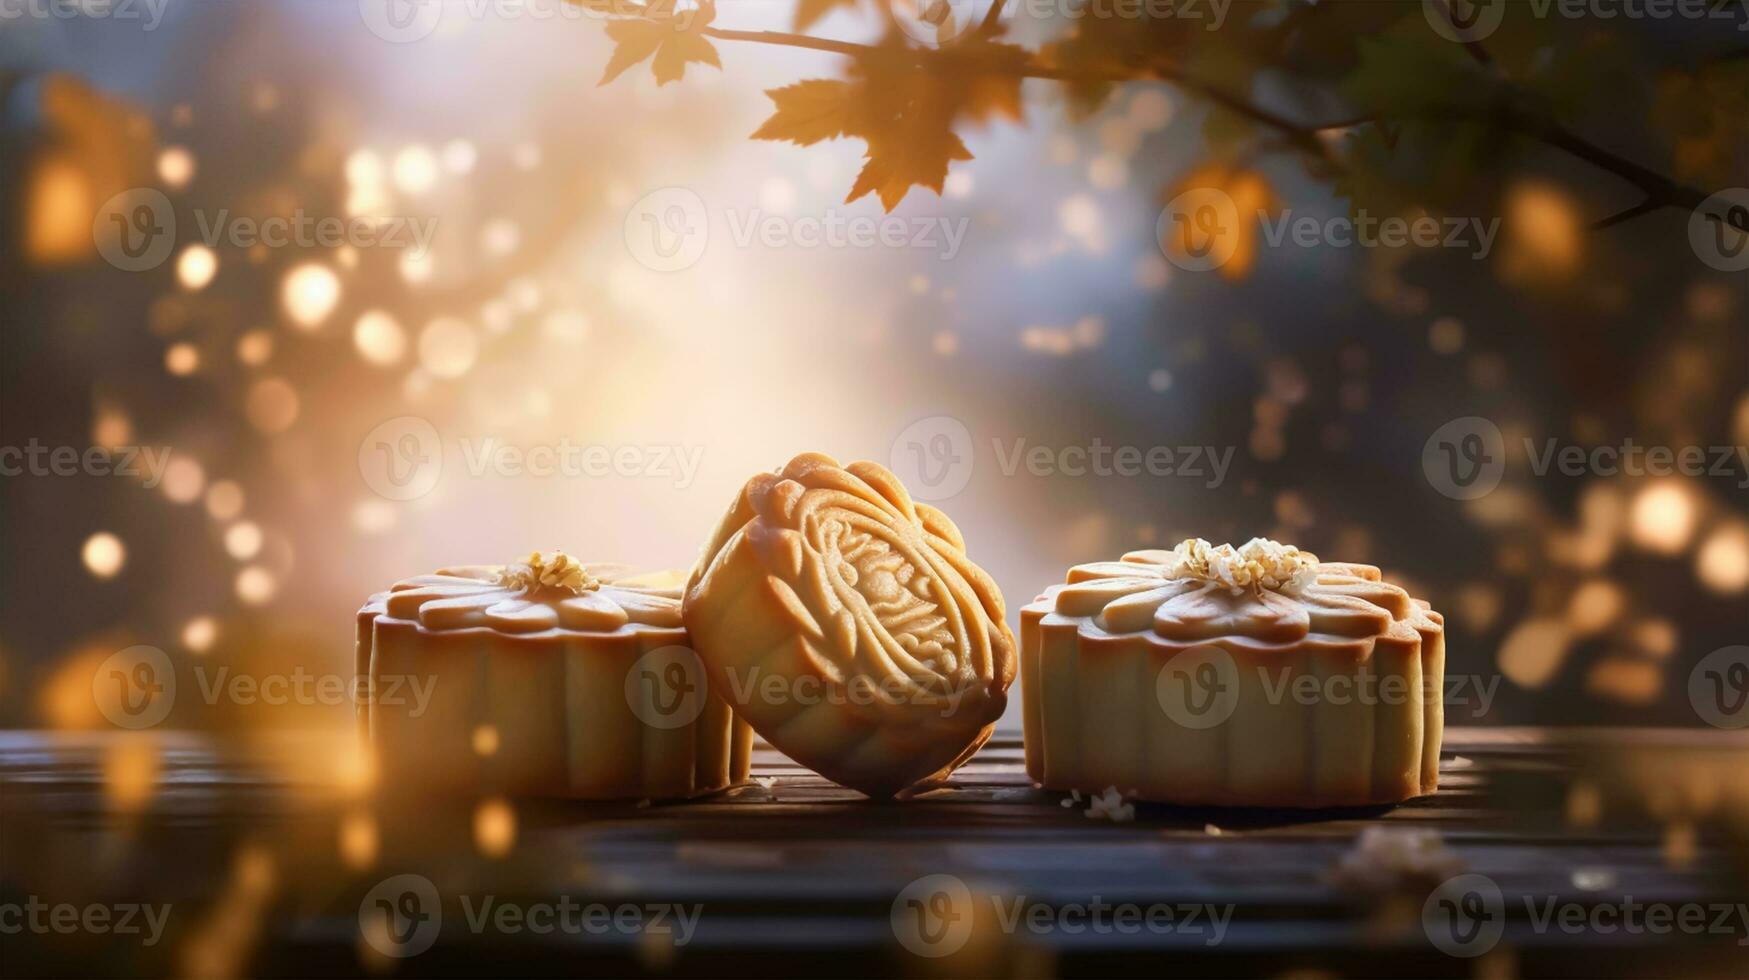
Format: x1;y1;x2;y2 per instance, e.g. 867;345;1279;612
1;728;1745;978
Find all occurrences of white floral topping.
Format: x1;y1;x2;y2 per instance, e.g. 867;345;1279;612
1164;537;1321;595
1329;827;1465;893
1085;786;1136;823
494;551;599;596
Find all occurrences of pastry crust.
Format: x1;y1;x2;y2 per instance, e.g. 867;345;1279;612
357;557;752;800
683;453;1016;797
1021;542;1445;808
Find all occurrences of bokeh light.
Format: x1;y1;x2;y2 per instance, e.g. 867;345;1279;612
177;244;218;291
282;264;340;330
418;318;478;378
245;378;300;433
353;311;407;366
82;532;126;579
1629;482;1696;555
182;615;218;653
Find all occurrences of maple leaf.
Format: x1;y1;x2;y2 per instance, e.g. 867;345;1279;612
1162;163;1277;282
793;0;859;31
750;79;861;146
752;73;973;211
850;129;973;211
953;39;1028;125
598;1;721;87
749;38;1029;210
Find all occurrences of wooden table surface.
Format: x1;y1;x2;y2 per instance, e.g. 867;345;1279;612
2;727;1746;978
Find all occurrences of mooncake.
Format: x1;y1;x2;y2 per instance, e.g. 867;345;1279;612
357;552;752;799
1021;538;1445;808
683;453;1015;797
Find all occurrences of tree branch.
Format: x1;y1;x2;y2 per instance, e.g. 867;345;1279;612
693;23;1720;228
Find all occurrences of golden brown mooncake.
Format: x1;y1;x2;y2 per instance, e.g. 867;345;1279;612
357;552;752;799
683;453;1015;797
1021;538;1445;808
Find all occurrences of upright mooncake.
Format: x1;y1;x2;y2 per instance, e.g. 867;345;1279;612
684;453;1015;797
357;552;752;799
1021;538;1445;808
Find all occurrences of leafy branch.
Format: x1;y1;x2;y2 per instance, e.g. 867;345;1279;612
579;0;1738;234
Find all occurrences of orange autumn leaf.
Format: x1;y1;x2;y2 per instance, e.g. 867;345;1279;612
750;38;1027;210
1162;164;1276;281
750;79;859;145
751;72;973;211
956;40;1028;125
598;1;721;87
849;128;974;211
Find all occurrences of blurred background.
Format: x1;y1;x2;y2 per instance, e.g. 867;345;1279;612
1;0;1746;740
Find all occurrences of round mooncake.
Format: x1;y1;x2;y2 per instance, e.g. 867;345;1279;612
683;453;1015;797
357;552;752;799
1021;538;1445;808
